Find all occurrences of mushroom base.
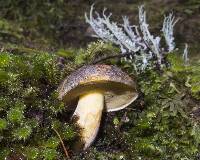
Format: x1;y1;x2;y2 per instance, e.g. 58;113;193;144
73;91;104;150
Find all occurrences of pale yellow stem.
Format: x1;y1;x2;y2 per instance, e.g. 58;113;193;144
73;91;104;150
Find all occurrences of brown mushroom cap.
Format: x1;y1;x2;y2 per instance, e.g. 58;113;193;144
58;65;138;112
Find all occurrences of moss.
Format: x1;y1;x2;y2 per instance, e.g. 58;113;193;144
13;125;32;140
168;53;200;99
0;51;78;159
7;104;25;123
42;148;58;160
0;148;11;160
0;118;7;130
121;55;200;159
0;41;200;159
69;49;200;159
24;147;40;160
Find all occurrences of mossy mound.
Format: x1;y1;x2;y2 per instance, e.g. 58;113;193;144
0;43;200;159
0;52;78;159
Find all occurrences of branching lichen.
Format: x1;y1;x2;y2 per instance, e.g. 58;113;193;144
85;5;180;71
162;13;179;52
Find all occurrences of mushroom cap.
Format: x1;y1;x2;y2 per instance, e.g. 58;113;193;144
58;65;138;112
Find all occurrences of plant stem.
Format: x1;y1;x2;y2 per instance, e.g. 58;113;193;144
91;52;134;64
53;127;71;160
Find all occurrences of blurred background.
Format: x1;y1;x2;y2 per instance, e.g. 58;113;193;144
0;0;199;55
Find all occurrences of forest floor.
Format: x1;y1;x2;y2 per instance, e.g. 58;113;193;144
0;0;200;159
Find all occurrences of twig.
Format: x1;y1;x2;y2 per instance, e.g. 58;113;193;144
52;127;71;160
90;52;135;64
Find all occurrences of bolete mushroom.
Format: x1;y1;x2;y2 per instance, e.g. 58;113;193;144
58;65;138;150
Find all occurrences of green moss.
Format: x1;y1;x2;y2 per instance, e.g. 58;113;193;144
0;148;11;160
0;51;77;159
7;107;24;123
13;125;32;140
118;55;200;159
74;40;119;65
0;44;200;159
167;53;200;99
24;147;39;160
42;148;58;160
0;118;7;130
44;137;60;149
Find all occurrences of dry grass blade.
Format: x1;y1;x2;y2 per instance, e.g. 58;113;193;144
52;127;71;160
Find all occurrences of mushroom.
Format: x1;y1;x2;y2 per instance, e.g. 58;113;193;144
58;65;138;150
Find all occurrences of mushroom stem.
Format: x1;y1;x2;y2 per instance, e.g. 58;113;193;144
73;91;104;150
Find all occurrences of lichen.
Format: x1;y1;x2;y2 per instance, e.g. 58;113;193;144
85;5;179;71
